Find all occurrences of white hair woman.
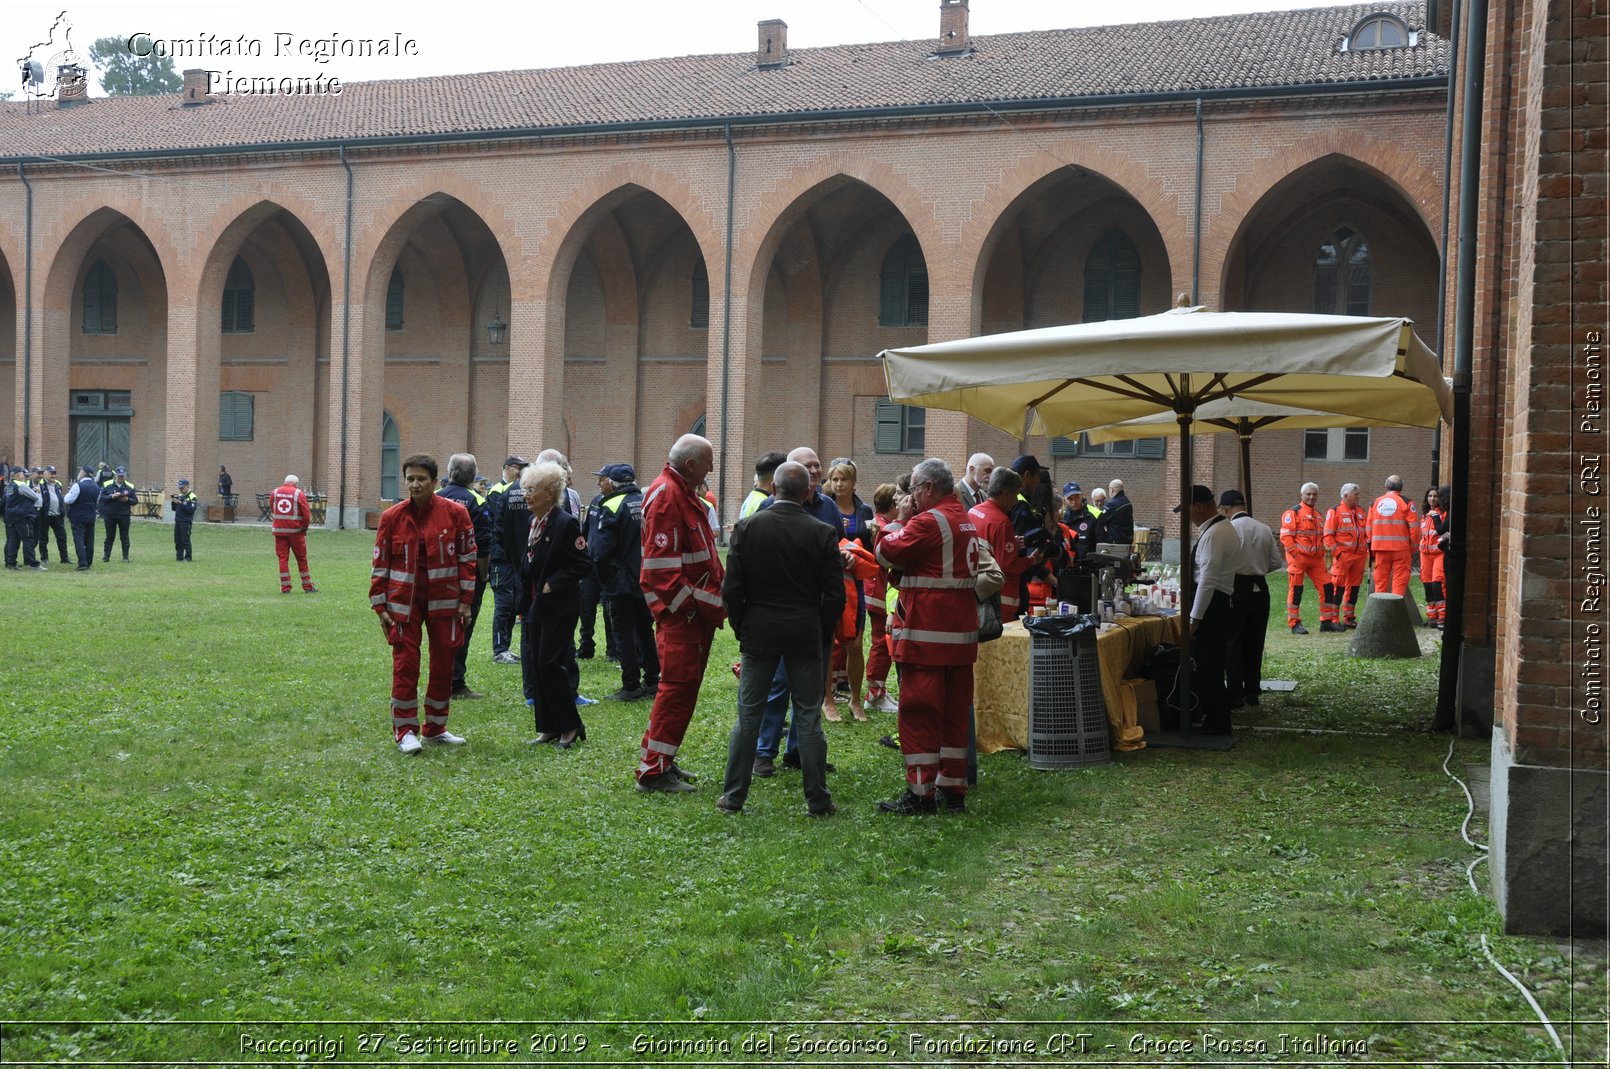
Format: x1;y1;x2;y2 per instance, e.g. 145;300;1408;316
519;461;595;748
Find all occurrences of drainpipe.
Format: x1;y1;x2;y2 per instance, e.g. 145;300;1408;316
17;163;33;467
1431;0;1463;484
1192;98;1203;304
338;146;354;529
1435;0;1486;733
718;124;735;536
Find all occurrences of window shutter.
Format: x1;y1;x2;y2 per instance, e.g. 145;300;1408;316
1136;437;1166;460
690;260;710;329
874;399;904;453
386;267;405;331
1049;435;1080;457
879;267;906;326
906;272;929;326
220;392;253;442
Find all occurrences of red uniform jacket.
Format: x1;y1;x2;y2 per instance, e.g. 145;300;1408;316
877;495;980;667
1279;502;1325;561
369;495;478;624
969;498;1028;621
1324;503;1369;559
270;483;311;536
640;463;726;627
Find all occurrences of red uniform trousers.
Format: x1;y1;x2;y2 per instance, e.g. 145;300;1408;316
1287;554;1334;625
637;614;717;779
275;532;314;592
1374;550;1412;595
866;608;892;694
896;663;973;797
390;583;461;740
1329;552;1367;624
1421;552;1446;621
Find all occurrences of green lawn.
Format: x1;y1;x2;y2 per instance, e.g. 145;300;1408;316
0;521;1601;1064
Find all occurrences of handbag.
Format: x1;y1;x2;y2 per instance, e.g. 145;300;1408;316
974;536;1005;642
977;591;1003;642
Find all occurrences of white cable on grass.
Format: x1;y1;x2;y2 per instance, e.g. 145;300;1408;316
1441;739;1565;1059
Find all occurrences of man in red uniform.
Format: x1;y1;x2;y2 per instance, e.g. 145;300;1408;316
271;474;317;593
635;433;726;793
968;467;1028;622
1279;481;1332;633
370;454;477;753
1323;482;1369;628
876;458;981;815
1368;474;1417;595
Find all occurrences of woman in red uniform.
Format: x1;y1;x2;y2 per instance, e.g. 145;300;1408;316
370;454;477;754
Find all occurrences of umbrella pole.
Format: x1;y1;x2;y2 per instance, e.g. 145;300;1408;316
1178;411;1195;738
1238;420;1254;514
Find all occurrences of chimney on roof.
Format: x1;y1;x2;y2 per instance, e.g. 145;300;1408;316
937;0;971;55
758;19;788;68
55;63;88;106
181;68;214;106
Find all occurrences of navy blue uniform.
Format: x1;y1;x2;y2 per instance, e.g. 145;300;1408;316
590;483;657;693
577;493;617;659
173;490;198;560
100;478;136;561
437;482;492;692
4;476;41;568
66;477;100;569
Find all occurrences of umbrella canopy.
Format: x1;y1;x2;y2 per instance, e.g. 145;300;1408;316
880;307;1452;438
878;306;1450;744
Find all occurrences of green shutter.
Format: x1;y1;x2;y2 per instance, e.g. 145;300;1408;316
1136;436;1166;460
386;267;405;331
220;392;253;442
874;399;905;454
1049;435;1080;457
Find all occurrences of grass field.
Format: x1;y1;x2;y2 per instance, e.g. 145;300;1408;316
0;519;1603;1065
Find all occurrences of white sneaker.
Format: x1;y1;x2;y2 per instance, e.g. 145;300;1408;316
425;731;466;745
397;732;423;755
493;651;520;665
869;693;899;713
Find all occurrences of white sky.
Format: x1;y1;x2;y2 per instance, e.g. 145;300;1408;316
7;0;1369;94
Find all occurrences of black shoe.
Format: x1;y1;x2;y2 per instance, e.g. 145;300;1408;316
1290;623;1309;635
450;686;483;700
807;803;838;818
638;682;659;699
781;751;801;769
1344;621;1358;629
752;757;776;778
878;734;900;750
606;686;640;701
939;790;967;813
669;762;698;784
877;790;937;815
1226;699;1245;712
1245;692;1260;706
577;648;595;660
636;771;695;794
555;727;585;750
1319;621;1343;633
75;565;89;571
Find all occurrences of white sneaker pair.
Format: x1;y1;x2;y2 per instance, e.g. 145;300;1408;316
397;731;466;754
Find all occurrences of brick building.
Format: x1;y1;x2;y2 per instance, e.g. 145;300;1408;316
0;1;1600;932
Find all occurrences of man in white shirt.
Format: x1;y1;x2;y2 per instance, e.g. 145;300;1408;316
1221;489;1285;711
957;453;994;511
1179;483;1238;734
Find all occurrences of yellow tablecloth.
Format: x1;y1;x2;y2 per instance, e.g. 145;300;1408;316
974;614;1182;754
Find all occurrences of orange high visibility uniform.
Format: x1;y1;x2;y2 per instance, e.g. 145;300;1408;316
1324;502;1368;624
1368;490;1417;595
1420;508;1446;622
1280;501;1333;626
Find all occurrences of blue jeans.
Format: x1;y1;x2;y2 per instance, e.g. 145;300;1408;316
755;638;830;759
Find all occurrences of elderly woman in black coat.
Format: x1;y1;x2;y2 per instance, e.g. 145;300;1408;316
519;460;595;748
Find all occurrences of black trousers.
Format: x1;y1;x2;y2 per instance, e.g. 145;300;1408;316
4;517;38;567
1192;590;1235;732
1225;573;1272;705
71;518;96;568
102;515;131;560
608;593;660;690
522;609;582;736
451;568;489;687
489;559;519;656
36;514;69;561
577;575;616;656
174;520;194;560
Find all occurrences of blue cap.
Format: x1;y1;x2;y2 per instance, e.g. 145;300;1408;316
592;463;636;484
46;466;56;474
1010;455;1042;474
115;466;127;475
1062;482;1082;496
178;478;190;486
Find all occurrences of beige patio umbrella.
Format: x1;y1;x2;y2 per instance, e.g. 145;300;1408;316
878;305;1450;743
1082;397;1432;516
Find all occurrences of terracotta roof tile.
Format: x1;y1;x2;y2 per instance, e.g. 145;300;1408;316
0;3;1446;159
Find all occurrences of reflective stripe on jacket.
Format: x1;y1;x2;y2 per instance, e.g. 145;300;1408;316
270;484;311;536
1324;503;1368;557
639;464;726;626
877;495;980;666
1420;509;1445;558
1368;492;1416;551
1279;502;1325;559
369;495;478;622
